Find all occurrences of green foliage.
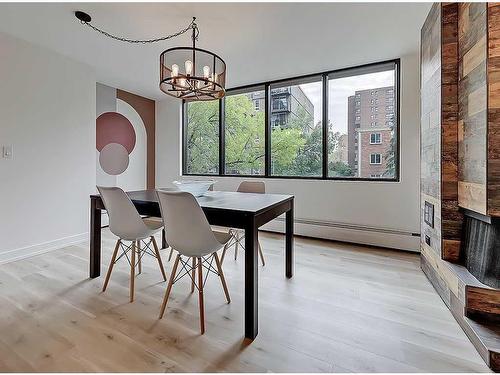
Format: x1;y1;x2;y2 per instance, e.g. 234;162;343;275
328;161;353;176
224;95;265;174
384;131;396;178
186;100;219;174
186;94;351;177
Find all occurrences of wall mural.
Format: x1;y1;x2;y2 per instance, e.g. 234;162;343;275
96;83;155;191
96;112;136;175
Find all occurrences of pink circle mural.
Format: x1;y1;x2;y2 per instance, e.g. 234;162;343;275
96;111;136;176
96;112;136;154
99;143;129;175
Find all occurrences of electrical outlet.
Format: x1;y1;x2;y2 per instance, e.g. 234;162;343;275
2;145;12;159
425;235;431;246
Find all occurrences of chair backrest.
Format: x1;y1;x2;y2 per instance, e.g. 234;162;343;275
156;190;221;256
97;186;148;240
237;180;265;194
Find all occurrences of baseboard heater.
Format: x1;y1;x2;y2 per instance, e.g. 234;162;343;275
271;216;420;237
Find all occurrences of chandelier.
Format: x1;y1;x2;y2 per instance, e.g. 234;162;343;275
75;12;226;101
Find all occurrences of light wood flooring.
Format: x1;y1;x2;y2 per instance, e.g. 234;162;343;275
0;229;491;372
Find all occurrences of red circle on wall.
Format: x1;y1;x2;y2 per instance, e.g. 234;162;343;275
96;112;136;154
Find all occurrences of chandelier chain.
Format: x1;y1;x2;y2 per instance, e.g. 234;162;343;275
80;17;198;45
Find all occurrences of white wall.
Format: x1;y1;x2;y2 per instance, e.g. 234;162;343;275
0;32;96;262
156;53;420;251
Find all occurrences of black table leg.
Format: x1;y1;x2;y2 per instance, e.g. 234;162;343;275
162;228;167;249
244;216;258;340
90;197;101;278
285;200;294;278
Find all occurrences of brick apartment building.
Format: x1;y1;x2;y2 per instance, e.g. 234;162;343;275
347;86;395;178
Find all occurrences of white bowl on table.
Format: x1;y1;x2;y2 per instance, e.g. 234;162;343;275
171;180;215;197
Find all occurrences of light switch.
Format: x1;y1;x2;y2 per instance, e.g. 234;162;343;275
3;145;13;159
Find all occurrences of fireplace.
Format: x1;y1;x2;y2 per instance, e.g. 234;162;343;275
462;210;500;288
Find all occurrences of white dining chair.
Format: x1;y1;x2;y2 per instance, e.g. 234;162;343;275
97;186;167;302
222;181;266;266
156;189;231;334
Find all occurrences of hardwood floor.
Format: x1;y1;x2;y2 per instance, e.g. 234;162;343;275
0;229;491;372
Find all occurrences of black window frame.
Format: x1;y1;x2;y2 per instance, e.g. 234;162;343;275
182;58;400;182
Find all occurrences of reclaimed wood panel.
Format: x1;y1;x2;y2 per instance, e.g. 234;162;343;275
441;3;462;262
421;246;500;372
488;3;500;216
421;3;462;262
458;3;488;215
421;3;443;258
466;286;500;315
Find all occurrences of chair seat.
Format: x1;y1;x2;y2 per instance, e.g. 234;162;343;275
143;217;163;231
213;230;232;245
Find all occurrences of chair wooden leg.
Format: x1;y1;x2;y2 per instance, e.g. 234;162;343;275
258;240;265;266
130;241;136;302
159;254;180;319
151;236;167;281
220;242;229;264
214;252;231;303
197;257;205;334
102;239;120;292
136;240;142;275
191;257;196;293
168;248;174;262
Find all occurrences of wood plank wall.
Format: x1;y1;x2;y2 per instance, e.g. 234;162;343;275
458;3;488;215
421;3;443;258
487;3;500;216
458;3;500;217
421;3;462;262
441;3;462;261
421;4;500;371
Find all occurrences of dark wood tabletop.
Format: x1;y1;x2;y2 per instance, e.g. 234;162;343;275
97;189;294;214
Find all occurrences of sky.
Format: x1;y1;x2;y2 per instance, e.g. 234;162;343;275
299;70;394;134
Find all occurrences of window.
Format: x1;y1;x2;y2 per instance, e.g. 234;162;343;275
224;89;265;175
270;78;322;177
272;113;287;128
272;96;288;111
185;101;219;174
370;153;382;164
386;105;394;111
370;133;381;144
182;59;399;180
327;60;398;179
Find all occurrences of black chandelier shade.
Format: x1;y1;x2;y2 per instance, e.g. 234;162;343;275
159;46;226;101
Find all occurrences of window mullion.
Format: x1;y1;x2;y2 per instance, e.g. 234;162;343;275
219;98;225;175
265;83;271;177
322;74;328;179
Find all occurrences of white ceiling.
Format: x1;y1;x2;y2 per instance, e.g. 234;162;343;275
0;2;431;101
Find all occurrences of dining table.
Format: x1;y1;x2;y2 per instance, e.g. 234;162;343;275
89;189;294;340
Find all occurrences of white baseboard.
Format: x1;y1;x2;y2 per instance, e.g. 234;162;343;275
0;233;88;265
261;218;420;252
